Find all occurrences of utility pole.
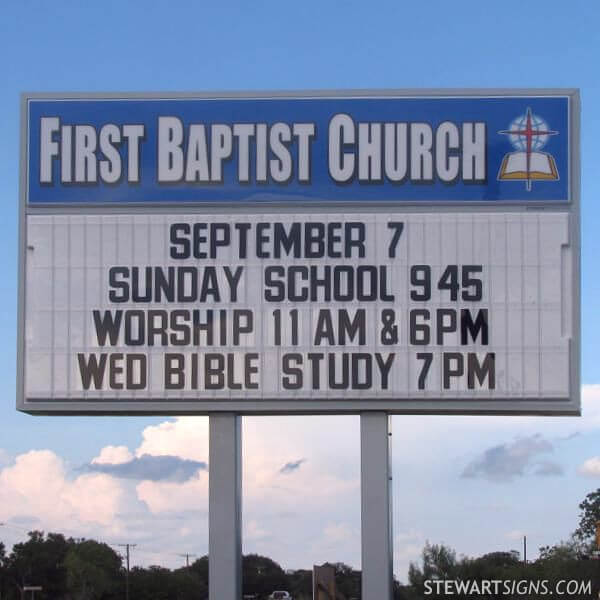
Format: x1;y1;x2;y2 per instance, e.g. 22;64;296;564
523;536;527;564
178;553;196;568
117;544;136;600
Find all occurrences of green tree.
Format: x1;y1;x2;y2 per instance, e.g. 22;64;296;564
330;562;361;599
286;569;312;600
573;487;600;547
408;542;457;590
189;554;208;588
64;539;122;600
129;565;172;600
455;550;522;593
242;554;288;598
406;540;600;600
0;541;7;600
5;531;71;599
171;567;208;600
128;564;207;600
538;538;580;561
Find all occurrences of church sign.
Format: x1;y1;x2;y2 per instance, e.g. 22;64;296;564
17;90;580;415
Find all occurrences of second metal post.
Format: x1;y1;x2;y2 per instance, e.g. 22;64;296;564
361;412;393;600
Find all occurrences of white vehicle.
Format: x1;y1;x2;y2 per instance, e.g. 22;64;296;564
269;592;292;600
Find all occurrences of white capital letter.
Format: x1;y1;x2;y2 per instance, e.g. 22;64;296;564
158;117;184;182
40;117;59;183
329;114;355;182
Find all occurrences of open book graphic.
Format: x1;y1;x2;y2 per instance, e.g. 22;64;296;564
498;151;559;181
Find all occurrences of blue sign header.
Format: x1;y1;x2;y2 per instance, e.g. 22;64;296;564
26;94;571;204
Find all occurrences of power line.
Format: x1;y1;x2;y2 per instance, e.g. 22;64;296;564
117;543;137;600
177;553;196;568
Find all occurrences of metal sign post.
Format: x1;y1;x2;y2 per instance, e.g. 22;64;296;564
361;413;393;599
209;414;242;600
17;90;580;600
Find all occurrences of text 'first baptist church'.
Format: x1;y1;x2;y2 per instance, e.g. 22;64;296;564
37;115;486;186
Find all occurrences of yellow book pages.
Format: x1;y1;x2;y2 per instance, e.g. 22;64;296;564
498;152;559;181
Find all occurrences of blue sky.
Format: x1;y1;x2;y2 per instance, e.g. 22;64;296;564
1;0;600;581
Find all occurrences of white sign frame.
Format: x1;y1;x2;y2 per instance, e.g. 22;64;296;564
17;89;580;415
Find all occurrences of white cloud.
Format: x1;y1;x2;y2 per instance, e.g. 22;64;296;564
132;415;359;514
136;418;209;461
62;473;123;525
136;471;208;514
92;445;134;465
579;456;600;477
0;450;123;528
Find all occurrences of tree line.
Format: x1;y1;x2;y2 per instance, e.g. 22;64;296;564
405;487;600;600
0;488;598;599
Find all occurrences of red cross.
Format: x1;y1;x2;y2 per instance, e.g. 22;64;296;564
500;107;558;190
